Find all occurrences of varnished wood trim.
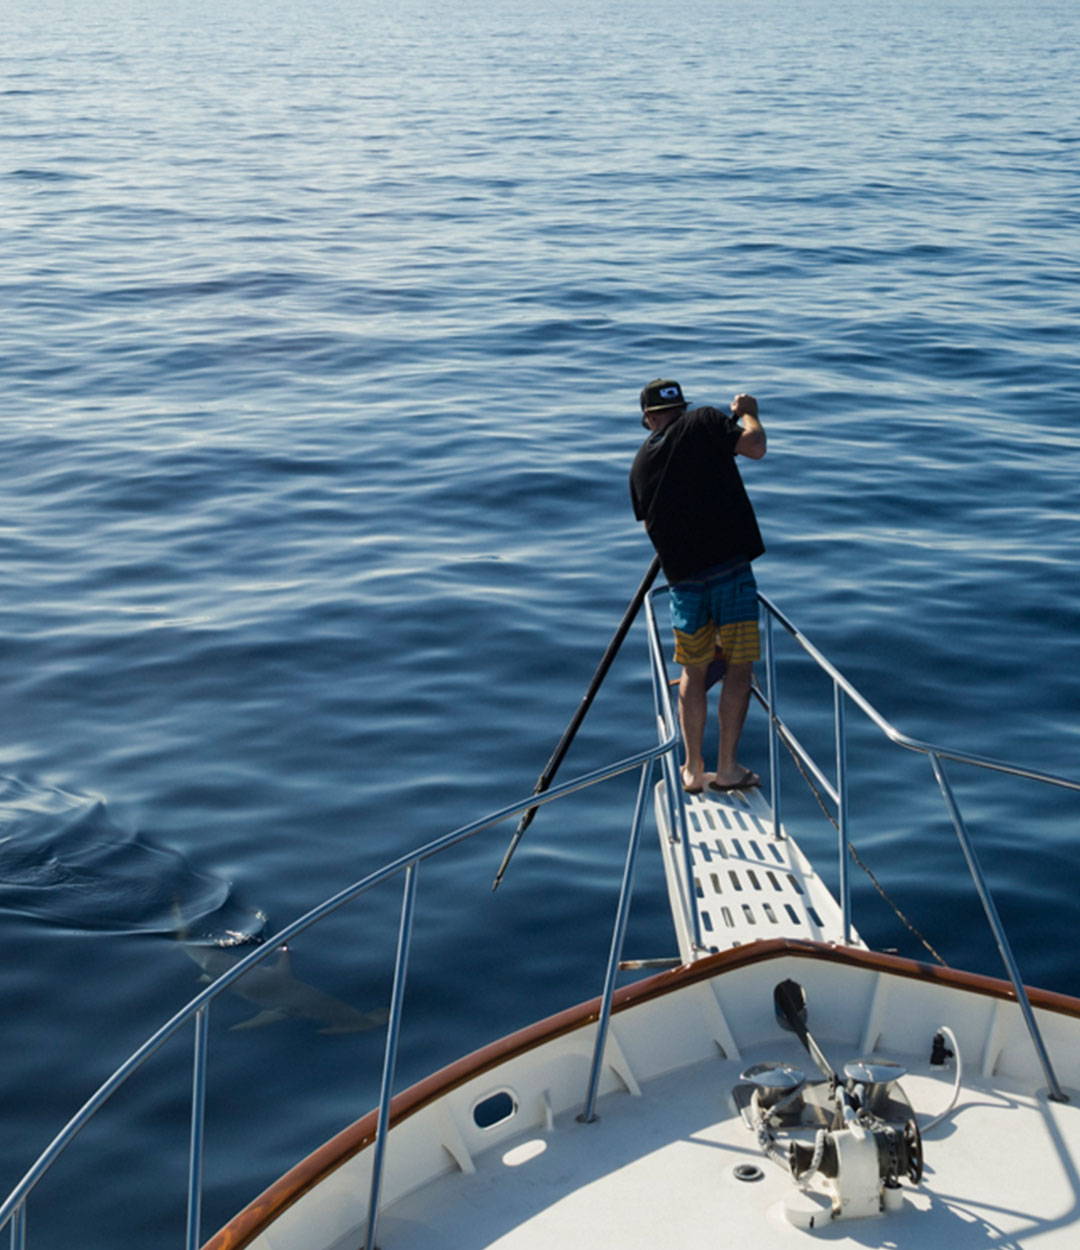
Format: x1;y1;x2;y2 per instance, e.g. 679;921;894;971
203;939;1080;1250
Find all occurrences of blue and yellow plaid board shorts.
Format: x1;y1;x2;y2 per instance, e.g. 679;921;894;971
669;560;761;668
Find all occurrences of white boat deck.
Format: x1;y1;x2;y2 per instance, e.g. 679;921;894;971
222;942;1080;1250
657;780;861;960
379;1041;1080;1250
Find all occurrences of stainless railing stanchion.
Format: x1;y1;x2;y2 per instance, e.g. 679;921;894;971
651;642;679;854
185;1006;210;1250
647;588;705;952
365;862;420;1250
646;601;680;856
834;683;851;944
580;762;652;1124
673;754;704;953
9;1204;24;1250
765;609;783;840
930;754;1068;1102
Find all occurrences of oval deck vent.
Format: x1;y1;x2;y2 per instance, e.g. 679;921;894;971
472;1090;517;1130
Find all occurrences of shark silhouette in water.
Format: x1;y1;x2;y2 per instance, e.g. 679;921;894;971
182;935;389;1036
0;775;385;1036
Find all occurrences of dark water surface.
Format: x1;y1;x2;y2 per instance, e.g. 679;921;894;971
3;0;1079;1243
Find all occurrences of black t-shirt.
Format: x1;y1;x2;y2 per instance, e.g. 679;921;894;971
629;405;765;584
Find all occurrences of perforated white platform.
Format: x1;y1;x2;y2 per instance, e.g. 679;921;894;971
655;779;862;961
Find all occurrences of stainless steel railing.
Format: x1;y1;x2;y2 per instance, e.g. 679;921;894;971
644;584;1080;1103
0;716;680;1250
5;590;1078;1248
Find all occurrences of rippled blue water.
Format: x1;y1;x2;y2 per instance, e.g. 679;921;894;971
3;0;1079;1242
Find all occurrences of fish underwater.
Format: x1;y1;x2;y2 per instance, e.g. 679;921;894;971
0;775;385;1034
180;934;389;1036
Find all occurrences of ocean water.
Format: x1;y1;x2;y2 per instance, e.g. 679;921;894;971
2;0;1079;1242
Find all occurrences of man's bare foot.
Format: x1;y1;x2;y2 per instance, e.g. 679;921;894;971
681;765;707;794
709;766;761;793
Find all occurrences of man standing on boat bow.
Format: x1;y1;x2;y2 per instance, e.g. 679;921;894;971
630;379;766;795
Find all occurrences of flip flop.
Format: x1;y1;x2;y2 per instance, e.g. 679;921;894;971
709;768;760;793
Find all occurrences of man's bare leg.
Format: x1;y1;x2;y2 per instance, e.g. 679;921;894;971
678;662;711;792
714;661;759;788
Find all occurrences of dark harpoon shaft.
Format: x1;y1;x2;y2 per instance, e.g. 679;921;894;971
491;555;662;891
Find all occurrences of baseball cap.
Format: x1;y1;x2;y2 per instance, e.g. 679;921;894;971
639;378;687;413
